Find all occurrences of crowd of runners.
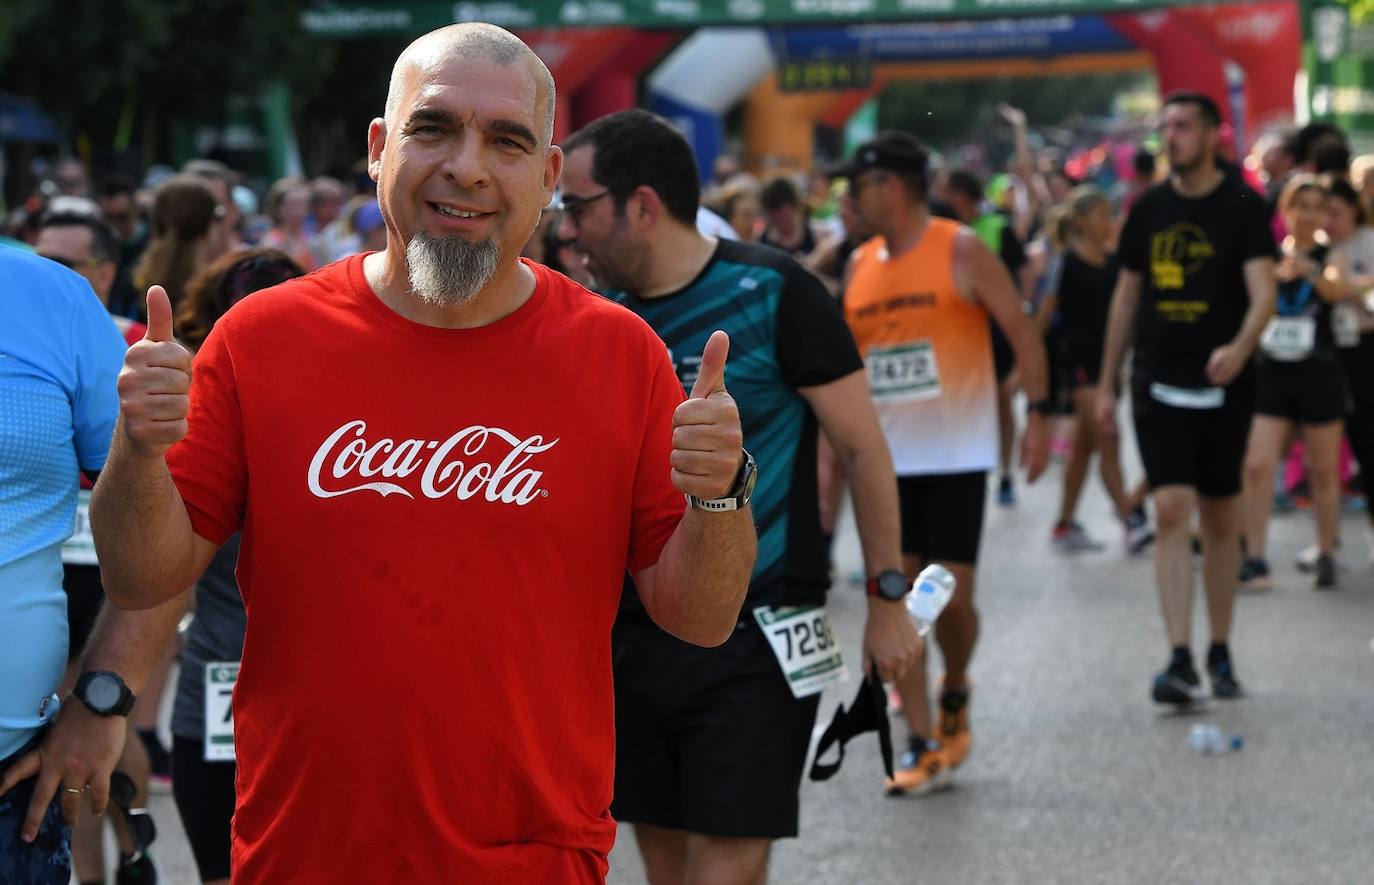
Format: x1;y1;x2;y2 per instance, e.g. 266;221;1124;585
1;22;1371;885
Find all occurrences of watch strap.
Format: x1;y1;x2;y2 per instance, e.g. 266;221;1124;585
689;448;755;512
75;671;136;717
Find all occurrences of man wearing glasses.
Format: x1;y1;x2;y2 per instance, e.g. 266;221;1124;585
559;109;920;885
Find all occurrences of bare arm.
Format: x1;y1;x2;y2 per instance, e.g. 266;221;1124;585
998;104;1039;240
1204;257;1277;385
1315;248;1365;303
0;585;193;838
799;370;919;679
954;231;1048;402
633;331;756;647
92;427;218;609
800;370;901;577
92;285;219;609
955;229;1051;480
803;234;844;296
634;505;755;648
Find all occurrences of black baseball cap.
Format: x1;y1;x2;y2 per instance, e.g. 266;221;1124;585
828;131;930;181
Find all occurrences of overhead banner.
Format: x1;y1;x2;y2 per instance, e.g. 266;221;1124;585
301;0;1233;35
1304;1;1374;149
769;16;1135;62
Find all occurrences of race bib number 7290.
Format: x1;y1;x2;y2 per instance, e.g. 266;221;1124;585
753;605;847;699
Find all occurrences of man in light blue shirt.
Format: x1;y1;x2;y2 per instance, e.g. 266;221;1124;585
0;245;124;878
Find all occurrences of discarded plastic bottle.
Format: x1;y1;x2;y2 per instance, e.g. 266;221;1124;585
905;564;956;637
1189;724;1243;754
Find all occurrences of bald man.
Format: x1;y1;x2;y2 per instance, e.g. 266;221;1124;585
3;24;757;883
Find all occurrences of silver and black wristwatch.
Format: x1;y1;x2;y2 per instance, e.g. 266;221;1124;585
689;448;757;512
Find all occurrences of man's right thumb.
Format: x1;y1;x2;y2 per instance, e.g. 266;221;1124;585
144;285;174;342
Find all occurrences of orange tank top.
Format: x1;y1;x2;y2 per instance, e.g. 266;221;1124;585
844;218;998;475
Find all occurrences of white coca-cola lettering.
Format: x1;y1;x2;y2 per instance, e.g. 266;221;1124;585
307;419;557;504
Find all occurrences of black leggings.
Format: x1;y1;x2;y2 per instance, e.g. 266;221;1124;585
1341;335;1374;525
171;736;236;882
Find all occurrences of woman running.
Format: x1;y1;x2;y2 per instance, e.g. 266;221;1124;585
1037;186;1152;553
1240;175;1346;590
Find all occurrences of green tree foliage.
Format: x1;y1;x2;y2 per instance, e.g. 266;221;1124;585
0;0;403;174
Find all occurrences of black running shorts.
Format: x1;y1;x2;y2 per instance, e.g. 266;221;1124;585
1254;358;1346;425
612;617;820;840
172;736;236;883
1132;377;1254;498
897;471;989;564
61;564;105;661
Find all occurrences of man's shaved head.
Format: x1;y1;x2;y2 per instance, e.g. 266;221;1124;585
385;22;556;144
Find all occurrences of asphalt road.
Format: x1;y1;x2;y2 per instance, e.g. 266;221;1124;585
85;425;1374;884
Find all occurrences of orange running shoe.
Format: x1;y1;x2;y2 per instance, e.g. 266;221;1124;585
885;738;948;796
937;680;972;770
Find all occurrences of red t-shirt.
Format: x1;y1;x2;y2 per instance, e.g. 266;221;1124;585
166;255;685;883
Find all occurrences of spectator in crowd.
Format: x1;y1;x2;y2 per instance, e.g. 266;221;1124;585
183;160;245;252
133;175;228;311
259;178;316;271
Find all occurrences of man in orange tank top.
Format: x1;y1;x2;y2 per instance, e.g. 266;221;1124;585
834;133;1052;795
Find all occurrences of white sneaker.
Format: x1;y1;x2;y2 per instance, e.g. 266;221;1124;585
1297;543;1342;574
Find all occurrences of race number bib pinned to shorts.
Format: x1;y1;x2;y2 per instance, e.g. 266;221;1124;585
1149;383;1225;410
204;662;239;762
866;340;941;403
1260;316;1316;361
60;490;97;565
753;605;847;699
1333;304;1361;349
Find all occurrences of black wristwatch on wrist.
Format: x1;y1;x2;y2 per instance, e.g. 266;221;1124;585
689;448;757;512
865;569;909;602
74;671;136;717
1027;399;1054;416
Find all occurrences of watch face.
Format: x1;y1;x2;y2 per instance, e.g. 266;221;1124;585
878;571;909;600
86;674;122;710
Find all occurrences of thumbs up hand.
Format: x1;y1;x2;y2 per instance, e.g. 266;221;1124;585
117;285;194;458
671;331;746;501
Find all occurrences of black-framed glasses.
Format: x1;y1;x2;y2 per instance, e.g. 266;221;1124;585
556;190;611;223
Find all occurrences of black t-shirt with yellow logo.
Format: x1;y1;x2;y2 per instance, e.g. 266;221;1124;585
1118;174;1277;387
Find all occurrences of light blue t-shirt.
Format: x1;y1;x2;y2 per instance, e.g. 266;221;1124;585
1;247;124;759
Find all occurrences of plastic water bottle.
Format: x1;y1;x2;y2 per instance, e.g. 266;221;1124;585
905;564;956;637
1189;724;1243;754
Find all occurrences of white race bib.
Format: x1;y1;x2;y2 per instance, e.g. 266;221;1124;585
204;662;239;762
866;340;941;403
753;605;847;699
1260;315;1317;361
60;490;97;565
1149;383;1225;410
1333;304;1361;349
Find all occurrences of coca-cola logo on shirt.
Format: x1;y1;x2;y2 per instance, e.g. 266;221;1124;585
307;420;558;505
